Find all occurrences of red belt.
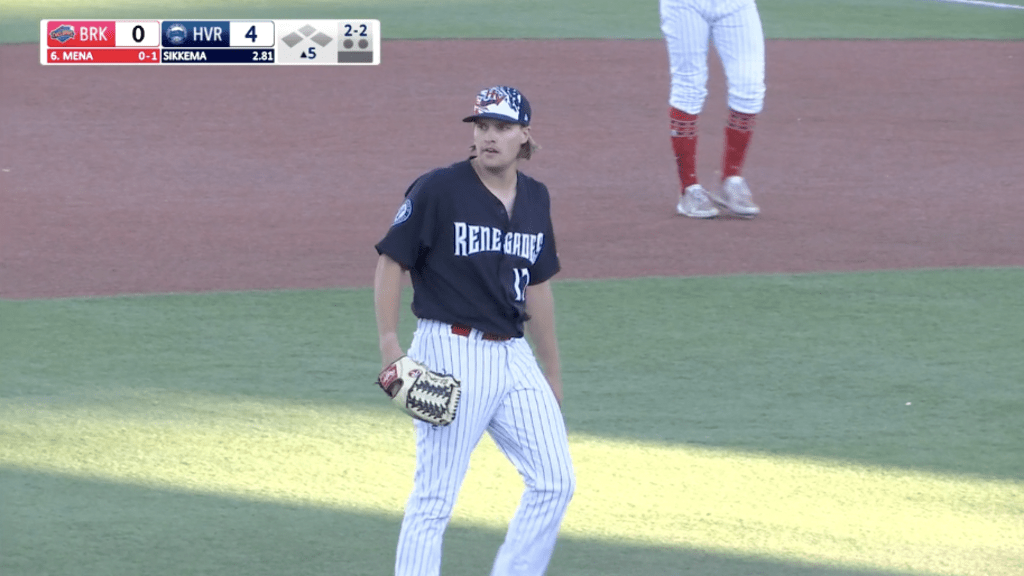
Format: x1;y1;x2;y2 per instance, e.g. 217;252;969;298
451;324;512;341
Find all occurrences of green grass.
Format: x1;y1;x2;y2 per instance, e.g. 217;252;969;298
758;0;1024;39
3;0;1024;43
3;269;1023;575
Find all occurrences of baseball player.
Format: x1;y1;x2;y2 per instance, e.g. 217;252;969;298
661;0;767;218
374;85;575;576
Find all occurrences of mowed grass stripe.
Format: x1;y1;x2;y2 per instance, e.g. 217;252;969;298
3;268;1023;479
3;0;1024;42
2;394;1022;575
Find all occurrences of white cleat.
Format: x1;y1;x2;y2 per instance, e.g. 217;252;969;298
676;184;720;219
709;176;760;217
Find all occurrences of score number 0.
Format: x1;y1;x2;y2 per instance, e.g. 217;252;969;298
115;21;160;47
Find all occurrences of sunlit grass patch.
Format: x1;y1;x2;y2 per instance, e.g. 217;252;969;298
3;391;1021;575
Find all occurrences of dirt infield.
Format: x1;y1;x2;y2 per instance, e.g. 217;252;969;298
1;40;1021;299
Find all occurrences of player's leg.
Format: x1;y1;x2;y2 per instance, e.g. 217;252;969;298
662;0;712;116
395;320;507;576
661;0;718;218
709;0;765;216
713;0;765;178
486;340;575;576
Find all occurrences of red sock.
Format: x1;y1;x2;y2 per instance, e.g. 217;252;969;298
670;107;699;191
722;109;757;180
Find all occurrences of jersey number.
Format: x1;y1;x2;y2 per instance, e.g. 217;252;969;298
513;268;530;302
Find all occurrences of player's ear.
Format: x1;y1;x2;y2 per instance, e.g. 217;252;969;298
519;125;531;144
518;127;539;160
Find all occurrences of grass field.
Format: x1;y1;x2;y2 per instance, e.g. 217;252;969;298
2;0;1024;42
2;0;1023;575
3;271;1023;575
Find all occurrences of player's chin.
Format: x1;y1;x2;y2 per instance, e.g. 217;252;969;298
476;151;514;169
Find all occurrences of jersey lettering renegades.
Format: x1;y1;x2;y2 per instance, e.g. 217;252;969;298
375;160;559;338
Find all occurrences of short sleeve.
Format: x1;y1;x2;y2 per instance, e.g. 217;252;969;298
375;173;439;269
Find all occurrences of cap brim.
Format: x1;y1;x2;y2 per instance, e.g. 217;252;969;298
462;112;528;126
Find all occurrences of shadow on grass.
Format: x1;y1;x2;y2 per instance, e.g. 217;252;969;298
2;467;942;576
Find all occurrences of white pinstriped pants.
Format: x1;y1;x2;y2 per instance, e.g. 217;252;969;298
660;0;766;114
395;319;575;576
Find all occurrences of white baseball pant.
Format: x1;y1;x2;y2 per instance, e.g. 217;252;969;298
661;0;766;115
395;319;575;576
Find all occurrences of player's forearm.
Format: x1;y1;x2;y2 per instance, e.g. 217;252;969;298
374;254;405;367
525;281;562;386
530;327;562;381
529;323;564;405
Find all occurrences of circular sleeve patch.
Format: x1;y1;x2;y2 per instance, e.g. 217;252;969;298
392;199;412;226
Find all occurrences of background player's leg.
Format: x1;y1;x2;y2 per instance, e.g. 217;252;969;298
722;109;758;180
661;0;718;217
396;321;508;576
661;0;711;116
710;0;765;181
487;341;575;576
670;108;700;190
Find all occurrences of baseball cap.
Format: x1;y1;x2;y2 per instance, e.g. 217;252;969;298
462;85;532;126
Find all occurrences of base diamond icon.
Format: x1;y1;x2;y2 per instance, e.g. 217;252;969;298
311;31;333;47
277;20;340;64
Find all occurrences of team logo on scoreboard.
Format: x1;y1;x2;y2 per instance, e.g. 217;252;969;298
165;23;188;45
49;25;76;44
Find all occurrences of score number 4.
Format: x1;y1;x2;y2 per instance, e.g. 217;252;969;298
230;22;274;48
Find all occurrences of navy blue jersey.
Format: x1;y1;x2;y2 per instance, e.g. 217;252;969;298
375;159;559;338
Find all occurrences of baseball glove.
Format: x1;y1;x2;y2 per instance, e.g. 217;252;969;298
376;356;461;426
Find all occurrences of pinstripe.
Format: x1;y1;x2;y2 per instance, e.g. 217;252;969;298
396;320;574;576
661;1;711;114
488;340;574;576
661;0;765;114
712;2;766;114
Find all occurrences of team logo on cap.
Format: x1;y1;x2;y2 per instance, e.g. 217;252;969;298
473;86;528;124
475;88;507;113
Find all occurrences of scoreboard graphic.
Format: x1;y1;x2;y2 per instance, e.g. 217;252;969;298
40;19;380;65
